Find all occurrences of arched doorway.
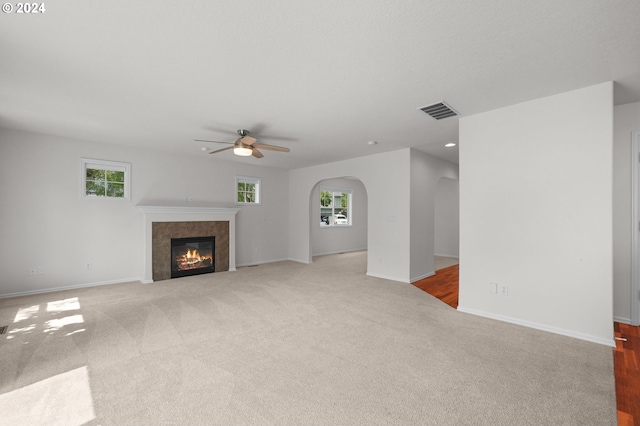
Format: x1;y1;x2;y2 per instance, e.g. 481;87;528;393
308;176;368;263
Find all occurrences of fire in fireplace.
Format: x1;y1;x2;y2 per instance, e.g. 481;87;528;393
171;236;215;278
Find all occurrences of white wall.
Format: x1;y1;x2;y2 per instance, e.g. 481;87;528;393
289;149;412;282
289;148;457;283
434;177;459;258
613;101;640;323
311;178;367;256
458;82;614;346
0;128;289;297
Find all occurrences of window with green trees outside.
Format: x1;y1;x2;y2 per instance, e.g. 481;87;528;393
320;188;351;226
236;176;261;204
81;158;130;199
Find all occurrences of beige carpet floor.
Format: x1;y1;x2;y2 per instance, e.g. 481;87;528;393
0;251;616;425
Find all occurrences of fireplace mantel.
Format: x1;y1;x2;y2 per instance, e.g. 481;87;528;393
136;205;240;215
137;205;239;283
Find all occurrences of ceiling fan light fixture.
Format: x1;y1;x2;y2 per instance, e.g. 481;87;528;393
200;128;290;159
234;146;253;156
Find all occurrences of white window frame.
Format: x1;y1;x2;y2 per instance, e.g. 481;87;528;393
81;158;131;200
320;187;352;227
236;176;261;205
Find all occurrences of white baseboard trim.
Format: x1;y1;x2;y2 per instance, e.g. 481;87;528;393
0;277;143;299
614;316;631;325
312;247;368;257
288;257;312;265
434;253;459;259
457;305;616;347
411;271;435;282
366;271;409;283
236;258;290;268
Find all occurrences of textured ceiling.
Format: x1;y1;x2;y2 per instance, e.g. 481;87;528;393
1;0;639;168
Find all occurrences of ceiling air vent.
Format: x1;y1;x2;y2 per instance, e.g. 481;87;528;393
418;101;458;120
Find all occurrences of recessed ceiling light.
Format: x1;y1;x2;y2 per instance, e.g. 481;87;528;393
201;147;210;152
368;141;378;145
445;143;456;148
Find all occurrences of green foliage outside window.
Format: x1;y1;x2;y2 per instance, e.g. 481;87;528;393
86;168;125;197
320;190;333;207
237;181;257;203
340;192;348;210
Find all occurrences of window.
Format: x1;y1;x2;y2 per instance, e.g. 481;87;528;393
81;158;131;200
236;176;261;204
320;188;351;226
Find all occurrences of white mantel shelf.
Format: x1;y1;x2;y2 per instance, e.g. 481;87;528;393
136;205;240;215
137;205;239;283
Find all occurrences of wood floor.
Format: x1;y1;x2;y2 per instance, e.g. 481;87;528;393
615;322;640;425
413;265;640;425
413;264;459;309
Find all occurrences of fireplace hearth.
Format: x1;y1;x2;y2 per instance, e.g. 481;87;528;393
171;236;215;278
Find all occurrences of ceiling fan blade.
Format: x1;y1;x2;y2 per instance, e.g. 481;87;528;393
194;139;233;145
240;136;257;145
253;143;290;152
209;146;234;154
251;148;264;158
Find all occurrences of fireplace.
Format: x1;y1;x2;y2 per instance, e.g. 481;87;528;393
137;206;238;283
171;236;215;278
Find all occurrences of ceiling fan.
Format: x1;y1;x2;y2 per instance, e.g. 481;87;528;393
195;129;290;158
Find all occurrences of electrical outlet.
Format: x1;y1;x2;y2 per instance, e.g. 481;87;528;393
490;282;497;294
29;266;44;275
500;283;508;296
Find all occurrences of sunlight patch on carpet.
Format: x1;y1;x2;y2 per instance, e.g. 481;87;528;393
47;297;80;312
0;366;96;426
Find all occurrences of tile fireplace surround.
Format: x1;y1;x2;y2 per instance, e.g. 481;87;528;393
136;206;239;283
